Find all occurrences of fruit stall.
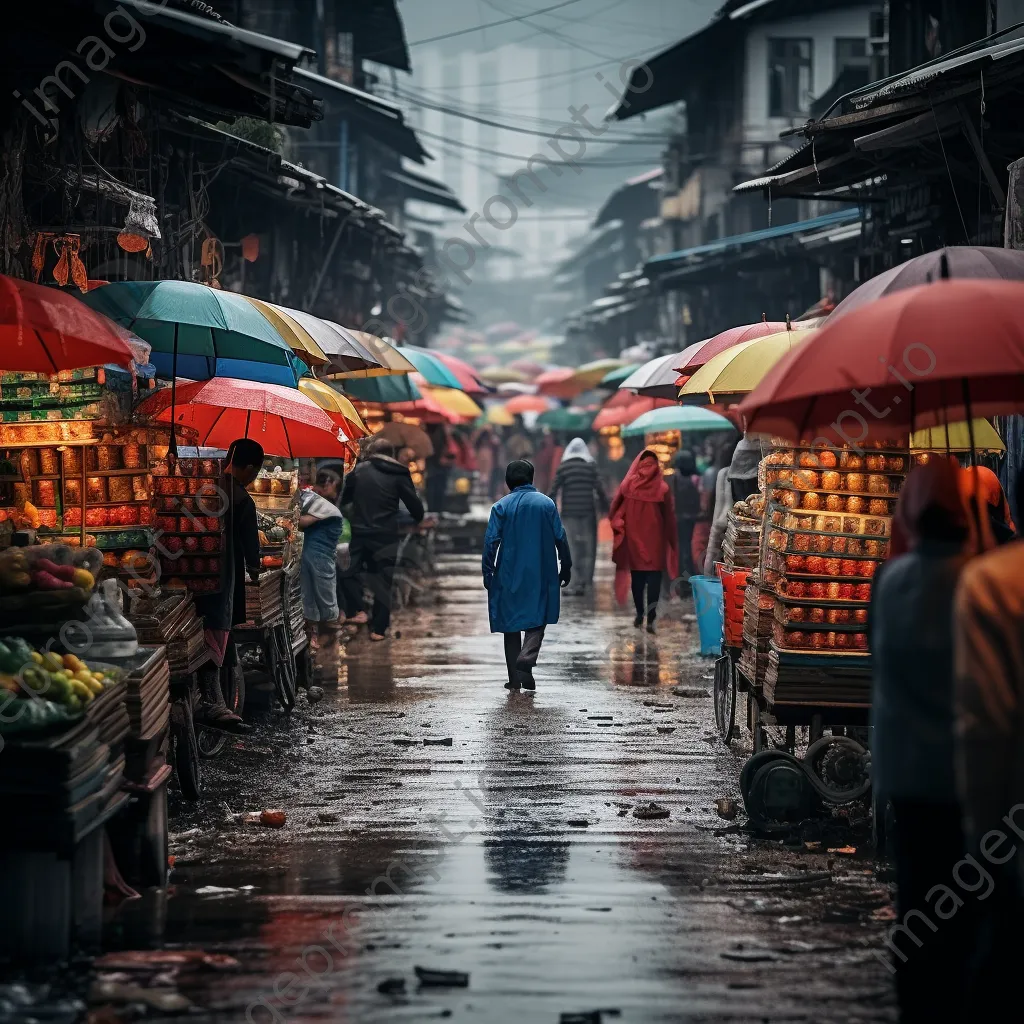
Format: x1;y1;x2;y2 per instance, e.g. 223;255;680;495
240;461;307;712
721;440;899;828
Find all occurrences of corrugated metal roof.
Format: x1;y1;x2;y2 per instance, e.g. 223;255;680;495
854;34;1024;105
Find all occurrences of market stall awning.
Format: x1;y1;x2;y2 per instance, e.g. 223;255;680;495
645;209;861;280
294;69;428;163
383;169;465;211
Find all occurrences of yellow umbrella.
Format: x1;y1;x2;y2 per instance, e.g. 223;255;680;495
911;419;1005;453
343;330;417;376
244;296;329;366
479;366;529;384
485;403;515;426
297;378;369;436
423;385;483;421
679;329;817;405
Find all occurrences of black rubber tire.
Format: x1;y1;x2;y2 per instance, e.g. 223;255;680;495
740;748;793;806
170;698;202;800
714;655;737;745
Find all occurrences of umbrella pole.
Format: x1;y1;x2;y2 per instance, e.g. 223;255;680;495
963;378;983;550
170;322;179;458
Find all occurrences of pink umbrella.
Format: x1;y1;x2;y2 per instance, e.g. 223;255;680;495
432;351;488;395
504;394;554;415
674;321;789;374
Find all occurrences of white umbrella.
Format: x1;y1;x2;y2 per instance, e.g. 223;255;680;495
618;351;686;400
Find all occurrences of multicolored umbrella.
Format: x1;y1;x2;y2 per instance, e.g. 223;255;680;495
137;378;350;457
271;306;383;375
618;353;687;400
82;280;300;386
0;274;134;372
297;377;369;438
479;366;528;385
674;321;788;375
678;329;817;406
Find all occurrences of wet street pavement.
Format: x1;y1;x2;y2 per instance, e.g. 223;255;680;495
113;548;898;1023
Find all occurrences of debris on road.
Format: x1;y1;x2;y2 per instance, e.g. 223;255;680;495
259;809;287;828
567;819;590;827
560;1010;621;1023
424;737;454;746
414;966;469;987
715;798;738;820
317;812;340;824
656;726;675;734
377;977;407;995
305;685;325;704
671;686;709;698
633;802;670;820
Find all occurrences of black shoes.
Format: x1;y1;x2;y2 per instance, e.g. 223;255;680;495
519;668;536;691
504;679;520;690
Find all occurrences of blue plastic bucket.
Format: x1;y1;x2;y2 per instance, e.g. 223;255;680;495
690;574;724;657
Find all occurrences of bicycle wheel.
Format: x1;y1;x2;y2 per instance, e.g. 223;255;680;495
272;626;297;711
713;655;736;745
170;698;202;800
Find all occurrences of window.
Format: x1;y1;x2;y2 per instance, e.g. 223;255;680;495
835;37;868;73
768;38;813;117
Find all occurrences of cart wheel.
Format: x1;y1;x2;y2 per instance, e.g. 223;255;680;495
170;698;202;800
272;626;297;712
713;655;736;745
197;663;244;759
751;700;768;753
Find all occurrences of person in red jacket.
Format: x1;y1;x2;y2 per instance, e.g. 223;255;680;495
610;450;678;633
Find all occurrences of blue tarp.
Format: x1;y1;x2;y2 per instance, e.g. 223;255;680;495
646;208;860;272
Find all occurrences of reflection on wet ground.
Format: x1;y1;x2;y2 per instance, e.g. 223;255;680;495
109;549;896;1022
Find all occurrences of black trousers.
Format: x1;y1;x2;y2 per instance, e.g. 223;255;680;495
503;627;545;685
630;570;662;623
890;800;969;1023
339;534;398;635
676;518;696;577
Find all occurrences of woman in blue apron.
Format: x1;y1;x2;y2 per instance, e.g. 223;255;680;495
298;469;344;650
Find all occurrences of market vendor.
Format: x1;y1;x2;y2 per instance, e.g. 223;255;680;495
195;438;263;733
298;469;344;650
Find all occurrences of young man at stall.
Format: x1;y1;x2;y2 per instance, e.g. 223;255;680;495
194;438;263;732
483;459;572;690
297;469;344;650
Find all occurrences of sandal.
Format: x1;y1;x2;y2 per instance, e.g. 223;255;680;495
369;632;387;642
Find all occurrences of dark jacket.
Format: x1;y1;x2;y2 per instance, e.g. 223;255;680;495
869;540;966;802
341;454;424;536
549;459;608;520
196;475;259;631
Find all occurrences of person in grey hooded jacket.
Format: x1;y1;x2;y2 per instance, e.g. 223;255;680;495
703;436;760;575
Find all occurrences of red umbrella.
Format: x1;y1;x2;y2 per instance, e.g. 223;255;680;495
0;274;134;371
504;394;553;415
738;279;1024;444
592;392;672;431
674;321;788;374
137;378;351;457
535;367;576;398
432;352;488;395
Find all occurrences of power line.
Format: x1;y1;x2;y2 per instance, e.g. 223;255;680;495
398;90;670;143
406;0;585;47
414;126;662;167
479;0;620;61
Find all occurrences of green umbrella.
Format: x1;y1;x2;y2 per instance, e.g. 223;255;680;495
621;405;732;437
82;280;301;386
600;363;642;388
397;345;464;389
536;407;595;432
340;374;420;404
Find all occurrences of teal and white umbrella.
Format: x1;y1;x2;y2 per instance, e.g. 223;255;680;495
621;405;733;437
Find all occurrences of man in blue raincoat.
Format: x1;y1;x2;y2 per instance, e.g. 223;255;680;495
482;460;572;691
